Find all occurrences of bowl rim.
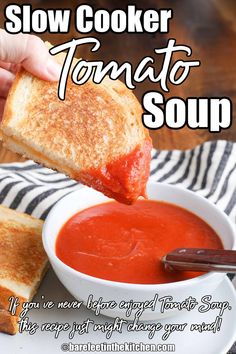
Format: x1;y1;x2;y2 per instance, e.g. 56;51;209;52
42;181;236;290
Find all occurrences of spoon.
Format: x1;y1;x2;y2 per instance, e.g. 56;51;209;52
162;248;236;273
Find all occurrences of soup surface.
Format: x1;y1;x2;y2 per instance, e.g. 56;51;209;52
56;200;223;284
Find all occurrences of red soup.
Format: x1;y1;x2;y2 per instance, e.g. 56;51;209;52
56;200;223;284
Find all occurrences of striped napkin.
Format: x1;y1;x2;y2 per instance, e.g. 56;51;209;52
0;139;236;352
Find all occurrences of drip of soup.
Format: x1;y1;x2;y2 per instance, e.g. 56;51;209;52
56;200;223;284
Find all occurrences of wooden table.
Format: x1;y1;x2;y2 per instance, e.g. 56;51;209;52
0;0;236;163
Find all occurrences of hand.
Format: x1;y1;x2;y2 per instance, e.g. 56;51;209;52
0;29;61;119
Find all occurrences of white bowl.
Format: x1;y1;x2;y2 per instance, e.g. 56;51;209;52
42;182;236;320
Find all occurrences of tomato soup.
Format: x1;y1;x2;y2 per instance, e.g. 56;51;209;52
56;200;223;284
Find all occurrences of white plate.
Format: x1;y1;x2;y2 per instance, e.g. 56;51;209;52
1;269;236;354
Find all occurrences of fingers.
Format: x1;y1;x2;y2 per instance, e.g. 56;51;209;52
0;30;61;81
21;35;61;81
0;67;15;98
0;60;20;73
0;98;6;121
0;61;12;71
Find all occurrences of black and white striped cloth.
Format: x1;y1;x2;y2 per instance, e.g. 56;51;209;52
0;140;235;221
0;139;236;352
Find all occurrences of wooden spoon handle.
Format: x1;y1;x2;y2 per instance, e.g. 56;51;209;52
162;248;236;273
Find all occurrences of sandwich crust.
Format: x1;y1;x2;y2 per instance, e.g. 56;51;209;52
0;205;47;335
0;309;18;335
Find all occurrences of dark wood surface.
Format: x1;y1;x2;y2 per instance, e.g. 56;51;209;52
0;0;236;163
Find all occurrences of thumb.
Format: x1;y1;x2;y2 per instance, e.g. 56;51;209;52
0;30;61;81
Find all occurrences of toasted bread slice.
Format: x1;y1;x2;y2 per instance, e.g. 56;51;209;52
1;43;152;204
0;205;47;334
